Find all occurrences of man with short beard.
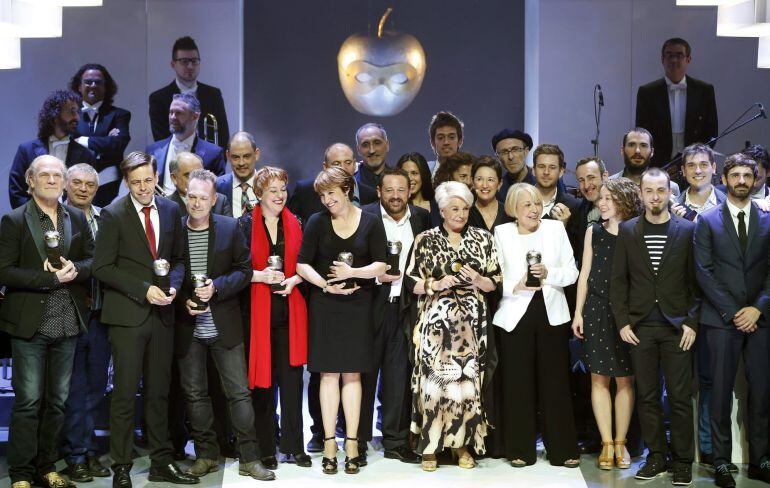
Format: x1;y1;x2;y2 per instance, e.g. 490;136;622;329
215;132;260;218
492;129;535;202
9;90;96;209
610;128;680;196
360;167;430;464
355;123;391;188
532;144;580;226
694;153;770;488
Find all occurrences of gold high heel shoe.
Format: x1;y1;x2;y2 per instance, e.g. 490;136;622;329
598;441;614;470
453;448;476;469
421;454;437;472
614;440;631;469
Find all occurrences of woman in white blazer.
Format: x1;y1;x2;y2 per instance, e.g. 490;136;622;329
492;183;580;468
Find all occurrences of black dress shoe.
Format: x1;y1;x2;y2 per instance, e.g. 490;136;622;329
635;460;667;480
112;465;132;488
261;456;278;470
65;463;93;483
306;434;323;453
715;464;736;488
86;457;110;478
147;463;199;484
384;445;421;464
748;462;770;483
285;453;312;468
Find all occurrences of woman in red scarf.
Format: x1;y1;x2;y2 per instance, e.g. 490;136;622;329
244;166;310;468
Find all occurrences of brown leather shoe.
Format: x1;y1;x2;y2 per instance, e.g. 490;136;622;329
238;461;275;481
185;458;219;477
41;472;76;488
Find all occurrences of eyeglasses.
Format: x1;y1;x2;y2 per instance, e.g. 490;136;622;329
81;78;104;87
497;147;526;158
174;57;201;66
663;52;687;61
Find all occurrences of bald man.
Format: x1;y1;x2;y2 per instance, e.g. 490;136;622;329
170;152;231;217
215;132;261;218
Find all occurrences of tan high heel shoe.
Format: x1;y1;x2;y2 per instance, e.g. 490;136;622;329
598;441;614;470
614;440;631;469
421;453;437;472
452;448;475;469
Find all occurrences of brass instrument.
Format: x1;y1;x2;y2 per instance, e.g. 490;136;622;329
203;113;218;147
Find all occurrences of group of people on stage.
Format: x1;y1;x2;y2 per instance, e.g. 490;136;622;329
1;34;768;488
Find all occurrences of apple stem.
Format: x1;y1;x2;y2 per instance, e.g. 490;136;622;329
377;7;393;38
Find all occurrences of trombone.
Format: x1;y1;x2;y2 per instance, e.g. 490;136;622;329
203;113;218;147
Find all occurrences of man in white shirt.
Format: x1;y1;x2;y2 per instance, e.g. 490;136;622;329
214;132;260;218
672;143;726;221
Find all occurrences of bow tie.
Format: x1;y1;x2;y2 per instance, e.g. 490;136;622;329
83;105;98;120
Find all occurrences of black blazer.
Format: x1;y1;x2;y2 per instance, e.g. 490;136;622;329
9;138;97;209
610;214;700;331
694;202;770;329
0;202;94;339
148;81;230;151
288;177;377;227
145;135;226;190
168;190;232;218
635;76;718;166
175;214;251;354
93;195;185;327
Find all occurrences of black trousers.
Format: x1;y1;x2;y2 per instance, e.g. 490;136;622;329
252;326;305;456
629;324;694;466
498;292;578;465
707;326;769;467
359;301;411;450
108;312;174;467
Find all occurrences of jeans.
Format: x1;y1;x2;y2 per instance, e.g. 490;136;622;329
178;339;259;462
8;333;76;482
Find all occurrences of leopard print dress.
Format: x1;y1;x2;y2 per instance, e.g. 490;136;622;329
407;225;501;455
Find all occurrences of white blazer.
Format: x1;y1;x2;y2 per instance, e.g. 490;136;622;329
492;219;578;332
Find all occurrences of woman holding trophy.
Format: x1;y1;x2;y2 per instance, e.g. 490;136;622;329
492;182;580;468
295;167;387;475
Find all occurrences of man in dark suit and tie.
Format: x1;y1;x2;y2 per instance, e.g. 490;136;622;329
149;36;229;151
0;155;94;488
93;151;196;488
635;38;718;170
146;93;226;198
610;167;700;485
359;167;429;464
9;90;96;209
694;153;770;488
169;152;231;217
69;64;131;207
215;132;260;218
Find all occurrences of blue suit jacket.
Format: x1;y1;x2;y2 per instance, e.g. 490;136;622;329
145;135;226;189
9;138;96;209
694;202;770;329
215;173;235;214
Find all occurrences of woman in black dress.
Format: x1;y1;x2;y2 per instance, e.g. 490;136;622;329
572;177;640;470
296;167;387;475
467;156;511;232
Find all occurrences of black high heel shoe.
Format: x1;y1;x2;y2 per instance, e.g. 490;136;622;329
344;437;363;474
321;436;338;475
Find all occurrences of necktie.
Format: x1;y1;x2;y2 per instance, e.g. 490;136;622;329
142;206;157;259
738;210;747;254
240;182;250;215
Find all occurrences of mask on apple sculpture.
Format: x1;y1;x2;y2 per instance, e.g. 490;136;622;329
337;10;426;116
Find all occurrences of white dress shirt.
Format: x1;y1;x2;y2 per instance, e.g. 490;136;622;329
76;100;103;148
176;78;198;95
493;219;578;332
130;194;160;254
725;198;751;236
380;205;414;297
666;76;687;157
684;185;718;214
163;133;196;196
231;172;258;218
48;135;69;162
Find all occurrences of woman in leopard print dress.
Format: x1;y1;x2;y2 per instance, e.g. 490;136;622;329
405;182;501;471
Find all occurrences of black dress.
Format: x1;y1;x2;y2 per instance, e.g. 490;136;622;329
297;209;387;373
582;223;632;377
467;201;511;233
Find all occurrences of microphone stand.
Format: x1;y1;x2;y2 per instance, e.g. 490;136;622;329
591;85;603;157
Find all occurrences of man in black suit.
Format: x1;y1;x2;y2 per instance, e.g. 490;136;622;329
288;142;377;227
169;152;231;217
694;153;770;487
215;132;260;218
146;93;226;197
0;155;94;488
635;38;718;169
69;63;131;207
355;123;390;189
92;152;196;488
359;167;429;465
175;169;274;481
149;36;229;151
532;144;580;226
611;168;700;485
492;129;536;202
9;90;96;209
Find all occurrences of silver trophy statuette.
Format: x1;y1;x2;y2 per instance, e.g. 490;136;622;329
267;255;284;292
44;230;62;269
525;250;542;288
191;273;208;310
337;251;354;289
153;259;171;295
386;240;402;275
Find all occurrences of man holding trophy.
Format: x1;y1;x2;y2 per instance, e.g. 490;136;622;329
92;152;193;488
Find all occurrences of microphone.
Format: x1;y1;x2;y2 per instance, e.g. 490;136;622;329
759;103;767;119
597;84;604;107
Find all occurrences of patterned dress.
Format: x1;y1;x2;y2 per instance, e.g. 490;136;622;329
582;223;632;376
407;225;501;455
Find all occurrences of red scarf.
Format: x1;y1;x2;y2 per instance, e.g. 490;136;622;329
249;204;307;388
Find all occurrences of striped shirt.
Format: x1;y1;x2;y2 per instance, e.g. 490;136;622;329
643;219;669;274
187;228;218;340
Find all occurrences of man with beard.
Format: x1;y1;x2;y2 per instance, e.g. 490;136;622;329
146;93;226;197
716;145;770;200
611;168;699;485
360;167;430;464
355;123;391;189
532;144;580;226
492;129;535;202
694;153;770;488
9;90;96;209
426;111;464;176
610;128;680;196
215;132;260;218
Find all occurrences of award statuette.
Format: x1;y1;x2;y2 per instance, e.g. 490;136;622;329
525;250;542;287
44;230;63;269
267;255;284;292
153;259;171;296
386;240;402;275
445;259;463;276
191;273;208;310
337;251;354;289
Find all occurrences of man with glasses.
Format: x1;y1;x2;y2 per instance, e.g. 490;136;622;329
491;128;535;202
149;36;230;151
635;38;718;169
